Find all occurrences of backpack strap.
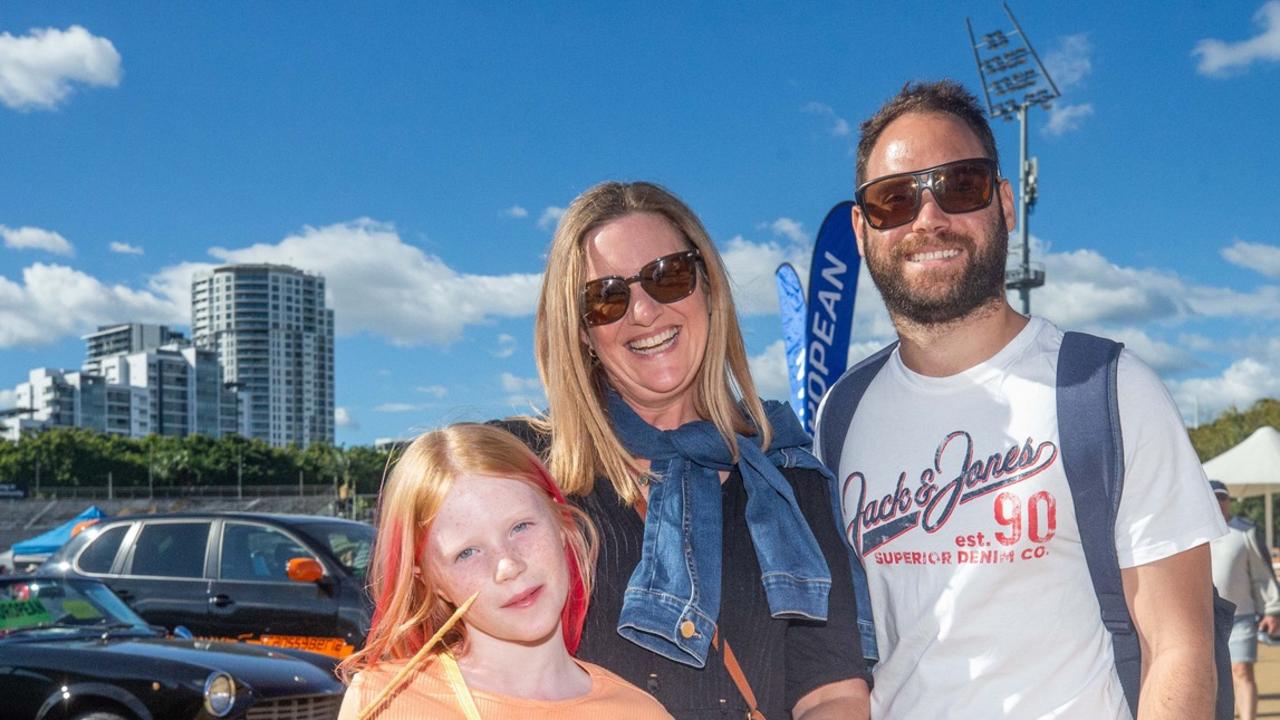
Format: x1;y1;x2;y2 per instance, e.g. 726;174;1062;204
1056;331;1139;715
815;341;898;474
812;341;897;666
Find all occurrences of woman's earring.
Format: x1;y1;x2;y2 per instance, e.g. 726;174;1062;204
586;346;599;364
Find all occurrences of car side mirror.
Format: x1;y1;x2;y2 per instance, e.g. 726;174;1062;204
286;557;325;583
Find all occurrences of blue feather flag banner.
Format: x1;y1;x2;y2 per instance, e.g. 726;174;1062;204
774;262;807;424
803;200;861;432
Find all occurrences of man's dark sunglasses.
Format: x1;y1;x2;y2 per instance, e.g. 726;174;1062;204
581;250;702;327
855;158;1000;230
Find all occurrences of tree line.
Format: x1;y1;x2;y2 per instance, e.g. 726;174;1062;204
0;428;394;496
1188;397;1280;531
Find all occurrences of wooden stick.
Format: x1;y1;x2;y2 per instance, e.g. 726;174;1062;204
357;592;479;720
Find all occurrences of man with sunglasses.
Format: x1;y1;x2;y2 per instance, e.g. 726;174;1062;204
814;80;1225;718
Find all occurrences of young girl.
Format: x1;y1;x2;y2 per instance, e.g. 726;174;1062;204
337;423;671;720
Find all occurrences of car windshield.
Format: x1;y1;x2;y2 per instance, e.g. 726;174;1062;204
0;577;151;640
294;521;374;583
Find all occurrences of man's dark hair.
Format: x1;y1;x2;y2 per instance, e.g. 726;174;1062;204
855;79;999;187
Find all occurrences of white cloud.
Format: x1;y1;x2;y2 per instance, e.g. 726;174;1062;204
803;101;851;138
0;218;548;349
145;260;217;320
1193;1;1280;76
492;333;517;358
1178;333;1217;353
1044;102;1094;136
1044;34;1093;90
1032;238;1280;327
374;403;420;413
416;385;448;398
1221;240;1280;278
0;25;121;111
0;262;182;348
500;373;542;393
499;373;545;410
747;340;793;403
109;241;144;255
538;206;565;231
1104;327;1200;374
720;234;812;316
334;407;357;429
205;218;542;345
1;225;73;256
504;205;529;218
1037;35;1094;137
770;218;809;244
1168;353;1280;426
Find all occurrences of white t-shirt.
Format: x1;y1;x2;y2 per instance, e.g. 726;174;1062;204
829;317;1225;719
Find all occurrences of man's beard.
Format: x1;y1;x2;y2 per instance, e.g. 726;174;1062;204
864;210;1009;326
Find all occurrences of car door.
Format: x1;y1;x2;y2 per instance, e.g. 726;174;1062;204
206;520;340;652
112;520;214;635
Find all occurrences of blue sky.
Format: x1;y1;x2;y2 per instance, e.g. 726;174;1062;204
1;1;1278;445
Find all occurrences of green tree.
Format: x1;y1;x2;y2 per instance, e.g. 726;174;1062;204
1189;398;1280;535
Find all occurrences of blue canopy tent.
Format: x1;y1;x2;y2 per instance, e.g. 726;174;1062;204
10;506;107;565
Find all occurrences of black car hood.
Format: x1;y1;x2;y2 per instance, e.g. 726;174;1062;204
14;635;341;697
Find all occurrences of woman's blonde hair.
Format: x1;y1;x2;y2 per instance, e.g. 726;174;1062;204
532;180;771;505
337;423;596;682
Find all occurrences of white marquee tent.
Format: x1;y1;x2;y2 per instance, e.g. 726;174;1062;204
1203;426;1280;548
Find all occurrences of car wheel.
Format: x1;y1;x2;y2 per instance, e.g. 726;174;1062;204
73;712;131;720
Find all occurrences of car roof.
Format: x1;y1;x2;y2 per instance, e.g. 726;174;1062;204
93;512;370;527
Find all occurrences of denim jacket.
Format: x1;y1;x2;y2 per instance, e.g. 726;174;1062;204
609;393;835;668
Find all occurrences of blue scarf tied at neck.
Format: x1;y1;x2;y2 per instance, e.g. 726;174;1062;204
607;391;831;668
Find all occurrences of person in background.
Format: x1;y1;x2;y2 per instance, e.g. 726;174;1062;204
1210;479;1280;720
337;423;670;720
505;180;870;719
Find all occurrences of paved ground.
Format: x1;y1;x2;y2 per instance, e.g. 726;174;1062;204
1254;642;1280;717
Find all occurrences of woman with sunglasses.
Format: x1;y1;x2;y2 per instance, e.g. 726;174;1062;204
498;181;871;719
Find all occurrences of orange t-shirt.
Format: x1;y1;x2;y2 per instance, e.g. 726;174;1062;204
343;655;672;719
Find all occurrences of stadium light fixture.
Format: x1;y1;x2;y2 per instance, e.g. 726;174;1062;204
966;3;1059;315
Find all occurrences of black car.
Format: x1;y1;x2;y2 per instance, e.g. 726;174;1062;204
0;575;343;720
43;513;374;659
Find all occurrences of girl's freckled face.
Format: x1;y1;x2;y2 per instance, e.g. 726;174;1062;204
426;474;569;646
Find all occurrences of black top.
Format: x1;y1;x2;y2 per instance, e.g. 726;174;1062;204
495;419;868;718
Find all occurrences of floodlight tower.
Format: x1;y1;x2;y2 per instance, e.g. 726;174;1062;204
966;3;1059;315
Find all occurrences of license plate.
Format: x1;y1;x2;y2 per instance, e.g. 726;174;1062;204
254;634;354;658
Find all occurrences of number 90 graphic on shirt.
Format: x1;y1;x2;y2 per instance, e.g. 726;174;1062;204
952;491;1057;563
994;490;1057;546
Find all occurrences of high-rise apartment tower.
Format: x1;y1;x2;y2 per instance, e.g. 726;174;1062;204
82;323;185;375
191;264;334;447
